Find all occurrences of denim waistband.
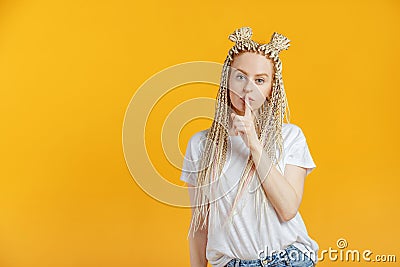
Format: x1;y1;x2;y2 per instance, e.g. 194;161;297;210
225;244;297;267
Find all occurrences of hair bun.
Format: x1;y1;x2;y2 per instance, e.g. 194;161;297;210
228;26;253;43
269;32;290;53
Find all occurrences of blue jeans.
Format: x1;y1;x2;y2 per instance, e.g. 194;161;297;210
224;245;315;267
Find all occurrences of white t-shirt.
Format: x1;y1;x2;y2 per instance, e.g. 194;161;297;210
180;123;319;267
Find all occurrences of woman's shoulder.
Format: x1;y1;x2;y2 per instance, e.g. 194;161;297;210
188;128;209;143
185;129;210;152
282;122;306;141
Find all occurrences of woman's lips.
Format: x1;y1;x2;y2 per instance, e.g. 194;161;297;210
240;97;254;102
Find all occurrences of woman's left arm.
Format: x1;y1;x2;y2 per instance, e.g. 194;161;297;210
249;141;307;222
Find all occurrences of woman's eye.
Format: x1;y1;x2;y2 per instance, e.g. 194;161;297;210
236;74;246;80
255;78;264;84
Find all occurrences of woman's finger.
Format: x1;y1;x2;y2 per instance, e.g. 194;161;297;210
234;125;248;134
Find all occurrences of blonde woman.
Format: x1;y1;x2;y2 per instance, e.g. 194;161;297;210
180;27;318;267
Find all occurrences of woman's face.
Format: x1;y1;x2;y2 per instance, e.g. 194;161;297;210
228;52;274;116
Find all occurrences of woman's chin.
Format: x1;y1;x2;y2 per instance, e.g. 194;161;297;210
234;110;245;116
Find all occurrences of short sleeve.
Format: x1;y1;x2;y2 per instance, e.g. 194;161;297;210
179;131;207;186
284;126;316;176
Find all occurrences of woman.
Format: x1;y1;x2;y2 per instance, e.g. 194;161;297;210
180;26;318;267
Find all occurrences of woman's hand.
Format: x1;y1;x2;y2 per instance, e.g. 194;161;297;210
230;94;259;150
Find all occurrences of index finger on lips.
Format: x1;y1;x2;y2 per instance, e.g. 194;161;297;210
244;94;251;119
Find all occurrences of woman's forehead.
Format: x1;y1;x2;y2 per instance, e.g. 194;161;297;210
230;52;274;75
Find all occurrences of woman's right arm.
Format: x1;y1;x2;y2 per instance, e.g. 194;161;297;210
188;184;208;267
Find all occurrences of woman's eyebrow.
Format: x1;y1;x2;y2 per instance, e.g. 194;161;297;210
235;68;269;77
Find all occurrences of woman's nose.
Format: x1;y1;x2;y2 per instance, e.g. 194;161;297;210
243;80;255;93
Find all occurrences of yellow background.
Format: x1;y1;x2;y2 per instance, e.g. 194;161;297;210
1;0;399;266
